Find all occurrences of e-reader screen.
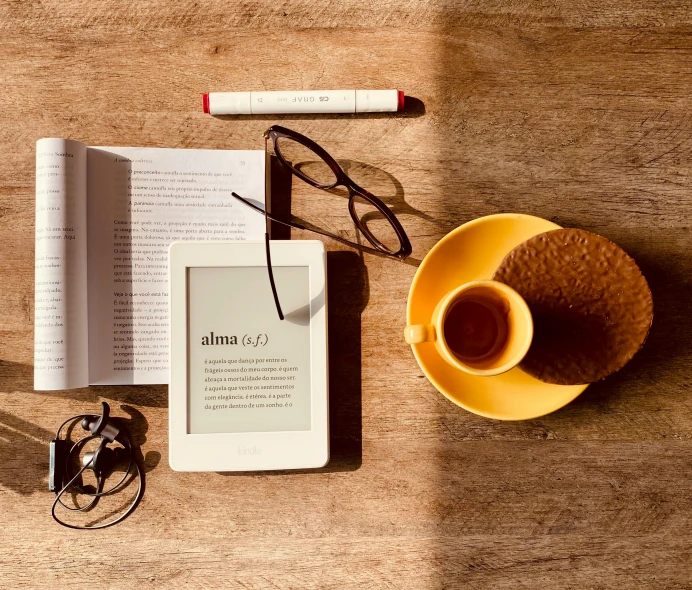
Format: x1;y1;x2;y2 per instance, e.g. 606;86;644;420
187;266;312;434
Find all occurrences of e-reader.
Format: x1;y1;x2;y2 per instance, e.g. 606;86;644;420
168;240;329;471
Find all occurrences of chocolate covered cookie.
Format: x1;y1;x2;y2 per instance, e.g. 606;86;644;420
493;229;653;385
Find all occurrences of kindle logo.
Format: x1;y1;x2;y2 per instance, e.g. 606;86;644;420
238;446;262;456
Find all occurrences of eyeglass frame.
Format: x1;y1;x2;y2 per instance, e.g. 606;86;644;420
231;125;413;320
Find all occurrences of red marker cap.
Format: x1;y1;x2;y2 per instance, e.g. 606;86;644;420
397;90;405;111
202;93;210;114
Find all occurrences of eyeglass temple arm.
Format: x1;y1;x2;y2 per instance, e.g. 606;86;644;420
264;233;284;321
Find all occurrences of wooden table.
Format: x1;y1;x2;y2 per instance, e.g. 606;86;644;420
1;1;691;587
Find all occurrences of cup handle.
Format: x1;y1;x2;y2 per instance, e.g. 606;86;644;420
404;324;436;344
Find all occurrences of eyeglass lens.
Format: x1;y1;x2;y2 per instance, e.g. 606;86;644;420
275;136;337;187
350;194;402;252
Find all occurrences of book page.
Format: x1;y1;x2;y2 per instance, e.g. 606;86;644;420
87;147;265;385
34;139;89;390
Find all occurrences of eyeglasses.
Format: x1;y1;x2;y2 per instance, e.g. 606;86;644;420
232;125;413;320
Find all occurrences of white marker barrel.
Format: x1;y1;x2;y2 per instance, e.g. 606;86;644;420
203;90;403;115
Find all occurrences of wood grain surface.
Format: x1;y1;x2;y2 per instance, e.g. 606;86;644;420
1;1;691;588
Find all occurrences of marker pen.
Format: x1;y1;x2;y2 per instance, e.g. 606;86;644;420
202;89;404;115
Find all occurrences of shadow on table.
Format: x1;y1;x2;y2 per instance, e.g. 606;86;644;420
430;12;692;587
324;250;368;471
0;404;55;495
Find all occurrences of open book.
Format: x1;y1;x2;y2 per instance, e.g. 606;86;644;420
35;139;265;391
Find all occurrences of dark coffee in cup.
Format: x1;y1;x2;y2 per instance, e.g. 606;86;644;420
442;288;510;366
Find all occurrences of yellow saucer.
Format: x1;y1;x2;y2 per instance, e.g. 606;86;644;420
406;213;588;420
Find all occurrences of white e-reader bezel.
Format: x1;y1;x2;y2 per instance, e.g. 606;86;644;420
168;240;329;472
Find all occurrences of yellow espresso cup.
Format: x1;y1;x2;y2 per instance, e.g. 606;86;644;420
404;280;533;377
